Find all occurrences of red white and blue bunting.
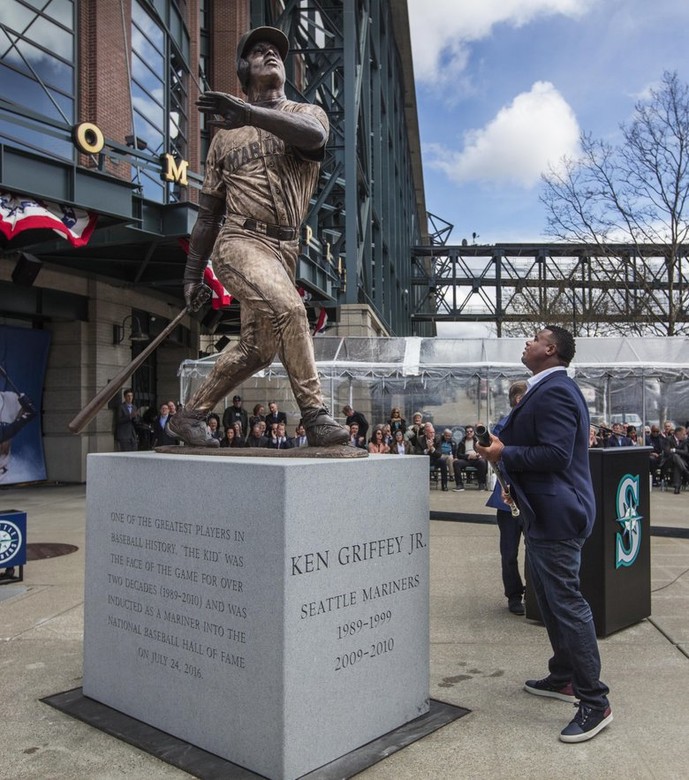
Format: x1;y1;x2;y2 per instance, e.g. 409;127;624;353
0;190;97;247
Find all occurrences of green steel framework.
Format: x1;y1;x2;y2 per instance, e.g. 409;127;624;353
251;0;427;336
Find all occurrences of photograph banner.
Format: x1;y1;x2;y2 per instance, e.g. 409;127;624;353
0;326;51;485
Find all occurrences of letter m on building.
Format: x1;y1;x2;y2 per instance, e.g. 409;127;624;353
160;153;189;185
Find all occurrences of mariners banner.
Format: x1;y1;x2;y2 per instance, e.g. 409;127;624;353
0;326;50;485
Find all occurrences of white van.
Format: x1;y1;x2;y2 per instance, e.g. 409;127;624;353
609;413;643;428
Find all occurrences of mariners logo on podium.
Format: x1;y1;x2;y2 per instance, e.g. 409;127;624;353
615;473;642;569
0;519;22;566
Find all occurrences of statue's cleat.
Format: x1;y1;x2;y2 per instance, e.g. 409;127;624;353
302;407;350;447
166;408;220;448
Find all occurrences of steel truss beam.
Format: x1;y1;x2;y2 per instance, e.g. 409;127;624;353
252;0;422;335
411;244;689;336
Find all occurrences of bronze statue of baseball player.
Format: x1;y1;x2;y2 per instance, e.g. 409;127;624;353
169;26;349;449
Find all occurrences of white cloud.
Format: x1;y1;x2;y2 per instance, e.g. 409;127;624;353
426;81;580;188
408;0;598;83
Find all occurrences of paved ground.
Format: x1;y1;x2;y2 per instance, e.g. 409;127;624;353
1;479;688;779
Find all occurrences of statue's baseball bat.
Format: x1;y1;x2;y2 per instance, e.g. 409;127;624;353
475;424;520;517
68;306;190;434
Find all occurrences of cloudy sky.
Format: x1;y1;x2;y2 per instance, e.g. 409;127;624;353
407;0;689;245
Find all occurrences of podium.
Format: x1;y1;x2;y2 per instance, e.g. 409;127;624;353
526;447;651;637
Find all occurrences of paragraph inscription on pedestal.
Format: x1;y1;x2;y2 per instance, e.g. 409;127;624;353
104;511;248;676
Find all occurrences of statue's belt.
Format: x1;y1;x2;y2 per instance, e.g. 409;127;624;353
241;218;298;241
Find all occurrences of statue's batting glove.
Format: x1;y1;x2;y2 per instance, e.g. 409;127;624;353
197;91;252;129
184;281;212;313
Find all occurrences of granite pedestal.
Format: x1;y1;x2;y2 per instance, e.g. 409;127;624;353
83;452;430;780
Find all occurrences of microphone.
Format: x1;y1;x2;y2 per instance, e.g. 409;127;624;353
590;423;612;434
475;424;492;447
474;424;520;517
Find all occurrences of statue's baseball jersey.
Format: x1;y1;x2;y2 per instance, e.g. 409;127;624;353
201;99;329;228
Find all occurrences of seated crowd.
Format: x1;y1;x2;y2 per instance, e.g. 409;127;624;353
590;419;689;494
156;399;492;488
344;405;488;493
149;395;687;494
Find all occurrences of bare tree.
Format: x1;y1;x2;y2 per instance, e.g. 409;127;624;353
541;71;689;335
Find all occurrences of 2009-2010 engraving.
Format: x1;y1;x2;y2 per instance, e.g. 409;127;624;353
335;638;395;671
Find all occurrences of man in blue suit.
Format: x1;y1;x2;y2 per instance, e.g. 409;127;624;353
477;326;612;744
604;423;633;447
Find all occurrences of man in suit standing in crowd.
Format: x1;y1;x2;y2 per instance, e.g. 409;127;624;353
343;405;368;442
152;402;178;447
477;325;612;744
265;401;287;431
115;388;139;452
222;395;249;438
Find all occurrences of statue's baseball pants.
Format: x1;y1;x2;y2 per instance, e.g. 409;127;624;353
188;216;322;413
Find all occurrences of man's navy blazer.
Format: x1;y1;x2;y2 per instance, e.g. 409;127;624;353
498;370;596;541
605;434;633;447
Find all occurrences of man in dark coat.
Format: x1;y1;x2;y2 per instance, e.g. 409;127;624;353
477;326;612;744
115;389;139;451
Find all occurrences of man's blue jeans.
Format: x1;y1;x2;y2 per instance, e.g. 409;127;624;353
526;536;610;711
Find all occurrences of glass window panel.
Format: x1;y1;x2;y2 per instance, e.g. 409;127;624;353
0;117;73;161
0;63;70;121
131;26;164;75
139;170;164;202
51;90;73;121
132;1;164;54
169;134;187;158
170;8;182;46
42;0;74;27
150;0;167;26
13;37;73;91
2;1;38;34
132;51;164;96
169;110;180;140
23;15;72;60
133;112;164;152
131;82;164;129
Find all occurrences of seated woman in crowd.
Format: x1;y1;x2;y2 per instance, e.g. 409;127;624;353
368;426;390;454
382;422;393;447
390;428;412;454
232;420;244;442
249;403;265;430
589;426;602;448
220;426;245;448
389;407;406;435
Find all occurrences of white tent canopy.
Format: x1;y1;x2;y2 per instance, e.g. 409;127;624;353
179;337;689;429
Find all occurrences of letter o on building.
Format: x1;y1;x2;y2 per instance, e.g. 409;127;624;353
73;122;104;154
